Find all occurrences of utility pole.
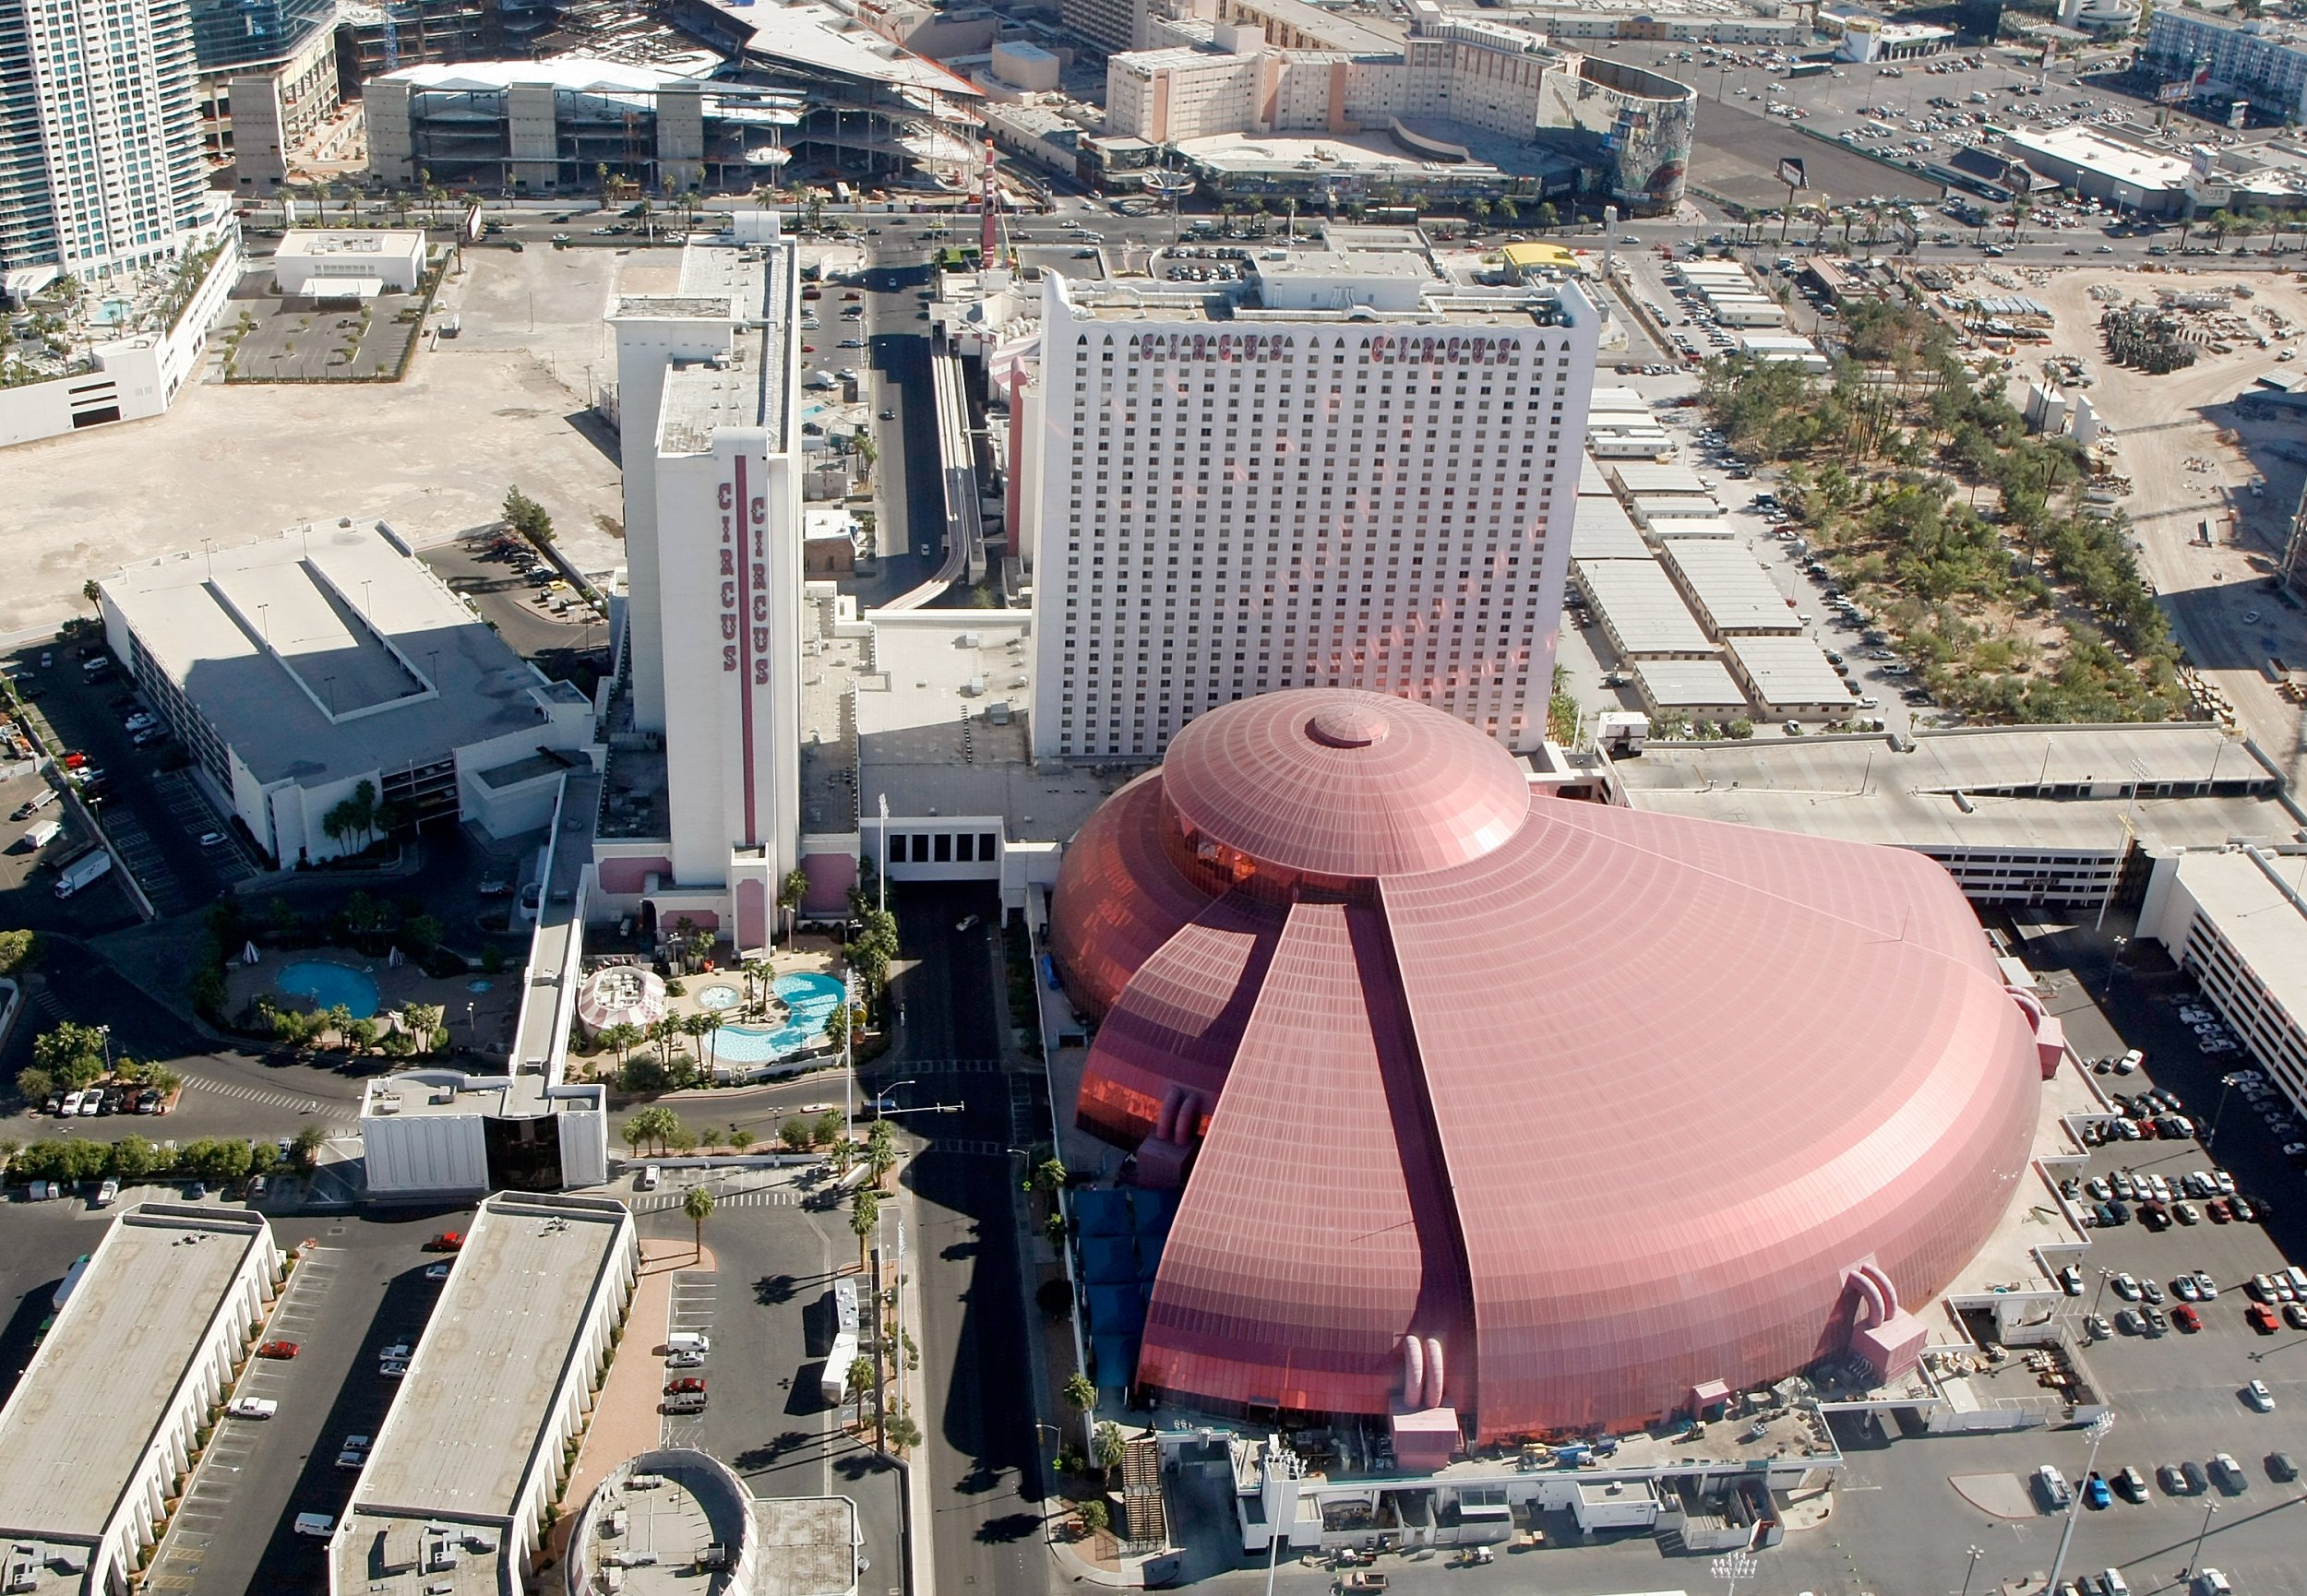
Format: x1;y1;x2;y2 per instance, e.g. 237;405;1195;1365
2046;1414;2112;1596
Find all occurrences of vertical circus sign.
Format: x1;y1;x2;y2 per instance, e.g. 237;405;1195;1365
716;475;771;685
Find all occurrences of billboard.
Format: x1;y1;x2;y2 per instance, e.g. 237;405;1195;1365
2158;79;2194;102
1776;157;1808;189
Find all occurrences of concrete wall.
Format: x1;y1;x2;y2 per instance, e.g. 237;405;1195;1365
363;1102;492;1195
365;79;415;185
507;82;558;191
656;81;706;195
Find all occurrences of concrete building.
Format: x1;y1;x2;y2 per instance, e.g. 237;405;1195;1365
1572;556;1715;660
1612;724;2294;909
1722;634;1859;720
0;0;216;291
598;215;806;946
329;1192;638;1595
1996;125;2194;216
362;1066;611;1196
1632;657;1749;721
271;229;428;296
2139;845;2307;1125
1103;0;1699;211
1025;234;1603;761
2143;7;2307;124
97;519;596;865
0;1205;280;1596
1656;536;1801;638
1570;494;1648;562
0;232;239;446
202;9;341;192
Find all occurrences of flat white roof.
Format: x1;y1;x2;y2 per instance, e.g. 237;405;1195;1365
1658;536;1800;634
0;1207;269;1541
2169;849;2307;1026
1572;494;1648;562
275;230;426;259
100;521;582;789
1635;658;1749;710
1576;557;1715;656
1727;634;1859;706
350;1195;630;1519
1609;461;1710;497
2003;125;2191;192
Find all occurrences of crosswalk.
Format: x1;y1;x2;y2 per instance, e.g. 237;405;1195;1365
631;1184;800;1213
182;1072;356;1132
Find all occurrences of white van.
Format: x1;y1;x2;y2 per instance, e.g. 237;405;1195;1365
663;1389;708;1413
665;1331;711;1356
293;1513;335;1538
637;1165;661;1191
2101;1571;2131;1596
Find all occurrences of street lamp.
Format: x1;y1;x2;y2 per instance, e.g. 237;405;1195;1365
2186;1498;2218;1578
2088;1265;2115;1318
2208;1072;2237;1151
2047;1413;2113;1596
1958;1544;1985;1596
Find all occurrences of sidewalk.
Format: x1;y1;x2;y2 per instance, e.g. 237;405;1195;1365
535;1236;719;1578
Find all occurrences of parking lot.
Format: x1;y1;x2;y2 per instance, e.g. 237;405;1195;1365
6;639;257;920
219;272;427;383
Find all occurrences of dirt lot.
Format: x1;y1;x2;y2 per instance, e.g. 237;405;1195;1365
1949;261;2307;782
0;244;628;642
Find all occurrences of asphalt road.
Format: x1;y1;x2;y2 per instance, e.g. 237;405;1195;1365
879;880;1053;1596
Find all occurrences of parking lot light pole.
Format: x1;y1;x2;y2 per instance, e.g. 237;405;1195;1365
2047;1413;2112;1596
2088;1266;2115;1318
2187;1499;2217;1578
1957;1544;1984;1596
2206;1074;2235;1151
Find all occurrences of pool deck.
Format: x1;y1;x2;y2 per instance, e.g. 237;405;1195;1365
567;940;851;1084
227;945;525;1054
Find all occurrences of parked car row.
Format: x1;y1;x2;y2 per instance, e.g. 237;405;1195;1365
47;1084;168;1116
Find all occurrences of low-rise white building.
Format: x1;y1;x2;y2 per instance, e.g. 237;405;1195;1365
0;1205;280;1595
271;230;428;296
329;1192;637;1595
2139;845;2307;1122
98;520;595;865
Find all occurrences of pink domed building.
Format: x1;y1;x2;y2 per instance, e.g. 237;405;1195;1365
1048;689;2054;1448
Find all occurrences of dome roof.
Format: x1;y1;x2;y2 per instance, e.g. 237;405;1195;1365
1048;690;2045;1442
1159;690;1531;881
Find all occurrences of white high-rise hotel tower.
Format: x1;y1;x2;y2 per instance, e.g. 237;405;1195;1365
606;213;805;948
0;0;210;284
1026;243;1600;762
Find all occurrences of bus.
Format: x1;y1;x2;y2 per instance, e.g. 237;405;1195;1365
1787;60;1833;78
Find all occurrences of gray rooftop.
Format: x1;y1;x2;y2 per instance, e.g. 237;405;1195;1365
1657;537;1800;637
2167;848;2307;1023
340;1191;633;1593
1633;658;1748;710
1608;460;1710;497
1724;634;1859;707
0;1206;270;1542
1572;557;1714;656
101;522;567;789
1571;495;1648;563
1616;727;2297;853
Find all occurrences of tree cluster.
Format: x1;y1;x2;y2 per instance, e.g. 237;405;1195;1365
502;484;556;546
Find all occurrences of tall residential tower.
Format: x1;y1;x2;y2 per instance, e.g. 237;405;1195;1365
1026;238;1600;761
0;0;210;288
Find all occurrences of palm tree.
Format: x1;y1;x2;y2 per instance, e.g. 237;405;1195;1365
867;1119;899;1189
778;868;810;947
851;1187;879;1271
622;1118;649;1159
684;1185;716;1259
698;1012;723;1074
600;1022;640;1069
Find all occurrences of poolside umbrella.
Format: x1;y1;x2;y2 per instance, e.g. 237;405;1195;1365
242;941;260;965
388;946;404;967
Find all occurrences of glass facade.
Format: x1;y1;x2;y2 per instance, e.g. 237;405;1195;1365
189;0;335;72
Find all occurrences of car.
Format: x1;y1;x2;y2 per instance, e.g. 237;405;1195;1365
197;831;227;849
2193;1270;2219;1299
256;1340;299;1359
2248;1302;2279;1333
380;1360;409;1378
2141;1279;2165;1304
335;1435;373;1469
636;1165;661;1192
2272;1452;2300;1482
2173;1304;2201;1332
2289;1302;2307;1329
226;1397;277;1420
424;1262;452;1280
2116;1307;2146;1336
2036;1464;2072;1508
185;1182;206;1199
879;409;896;420
93;1178;118;1208
2086;1312;2111;1340
2142;1304;2169;1334
2173;1201;2200;1225
2083;1472;2111;1509
2111;1272;2140;1300
663;1376;706;1395
838;338;864;349
2245;1379;2275;1411
667;1348;706;1369
2159;1461;2191;1494
955;914;980;931
425;1232;464;1252
2061;1265;2084;1296
2115;1466;2147;1503
2174;1275;2201;1302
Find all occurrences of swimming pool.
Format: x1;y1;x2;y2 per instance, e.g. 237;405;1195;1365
710;971;845;1066
276;960;381;1019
